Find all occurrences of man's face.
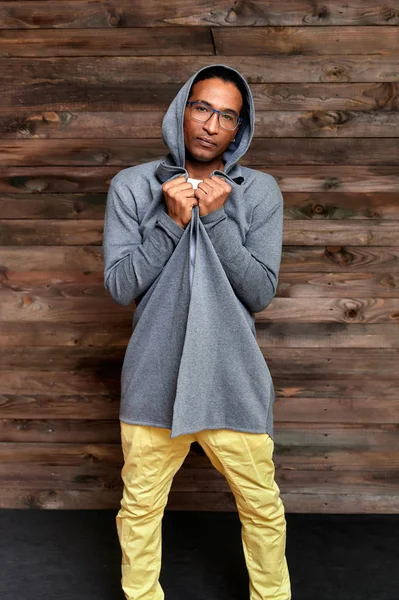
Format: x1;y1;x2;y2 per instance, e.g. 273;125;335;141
183;78;243;164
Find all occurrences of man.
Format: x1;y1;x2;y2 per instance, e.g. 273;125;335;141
103;63;291;600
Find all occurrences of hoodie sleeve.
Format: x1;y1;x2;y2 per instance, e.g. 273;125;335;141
103;179;184;307
199;176;283;313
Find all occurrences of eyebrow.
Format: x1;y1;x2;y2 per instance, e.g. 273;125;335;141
193;98;240;117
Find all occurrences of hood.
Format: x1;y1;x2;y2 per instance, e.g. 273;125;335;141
160;63;255;177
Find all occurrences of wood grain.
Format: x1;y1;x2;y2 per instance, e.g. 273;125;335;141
0;1;398;29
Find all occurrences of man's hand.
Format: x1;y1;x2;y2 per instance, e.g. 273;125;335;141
194;175;232;217
162;175;198;229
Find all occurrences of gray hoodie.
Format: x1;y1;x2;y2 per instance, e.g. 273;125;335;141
103;63;284;439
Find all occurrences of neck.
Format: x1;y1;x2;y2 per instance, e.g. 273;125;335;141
185;154;225;180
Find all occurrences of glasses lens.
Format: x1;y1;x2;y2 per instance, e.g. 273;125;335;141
190;102;212;122
220;113;238;130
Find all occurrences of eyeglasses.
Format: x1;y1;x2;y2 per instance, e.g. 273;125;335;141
186;101;242;131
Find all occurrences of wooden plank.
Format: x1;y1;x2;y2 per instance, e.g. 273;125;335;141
0;346;124;369
0;428;397;466
0;271;105;296
274;397;399;424
265;348;399;376
280;246;399;272
1;268;399;298
0;1;397;29
213;26;399;55
1;166;399;194
0;246;104;269
1;288;399;321
0;488;240;511
0;321;398;348
280;493;399;514
1;246;399;272
0;321;132;347
2;192;399;221
1;218;399;245
1;346;398;375
2;110;399;139
0;194;106;219
282;220;399;245
1;394;398;424
2;26;398;56
0;398;121;420
0;28;213;56
0;420;398;444
0;419;121;442
256;323;399;348
1;368;399;398
283;193;399;220
0;397;121;420
2;138;399;166
275;272;399;298
1;460;399;497
1;488;398;513
202;294;392;323
0;27;212;56
272;377;399;399
2;59;399;114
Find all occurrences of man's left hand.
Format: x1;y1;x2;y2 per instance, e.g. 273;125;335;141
194;175;232;217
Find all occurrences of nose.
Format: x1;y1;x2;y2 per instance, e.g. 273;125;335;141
203;111;219;134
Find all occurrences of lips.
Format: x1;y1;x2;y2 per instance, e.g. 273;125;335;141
197;137;216;148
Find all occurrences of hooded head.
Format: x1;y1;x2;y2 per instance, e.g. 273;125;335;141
161;64;255;177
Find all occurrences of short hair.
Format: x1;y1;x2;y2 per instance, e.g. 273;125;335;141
188;66;249;125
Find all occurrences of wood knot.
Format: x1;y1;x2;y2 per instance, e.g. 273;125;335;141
325;246;353;267
345;309;358;320
313;204;325;215
225;8;237;23
109;15;120;26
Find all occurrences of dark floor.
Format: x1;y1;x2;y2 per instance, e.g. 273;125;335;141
0;510;398;600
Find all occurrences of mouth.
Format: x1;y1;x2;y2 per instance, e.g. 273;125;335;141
196;137;217;148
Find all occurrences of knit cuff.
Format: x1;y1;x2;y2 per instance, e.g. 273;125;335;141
155;211;185;244
199;206;227;224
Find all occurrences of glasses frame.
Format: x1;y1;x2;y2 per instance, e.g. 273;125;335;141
186;101;243;131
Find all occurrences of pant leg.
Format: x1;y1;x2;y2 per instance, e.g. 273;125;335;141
116;422;193;600
196;429;291;600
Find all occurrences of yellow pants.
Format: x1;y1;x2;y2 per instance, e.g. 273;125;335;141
116;422;291;600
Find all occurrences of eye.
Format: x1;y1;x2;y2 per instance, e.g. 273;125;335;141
194;103;210;113
222;114;234;122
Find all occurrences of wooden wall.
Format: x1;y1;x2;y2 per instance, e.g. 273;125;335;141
1;1;398;513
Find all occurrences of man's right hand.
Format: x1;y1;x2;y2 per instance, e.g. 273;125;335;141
162;176;198;229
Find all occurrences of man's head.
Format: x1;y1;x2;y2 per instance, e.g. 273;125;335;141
183;66;248;165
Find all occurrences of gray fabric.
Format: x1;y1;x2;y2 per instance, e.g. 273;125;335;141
103;63;284;439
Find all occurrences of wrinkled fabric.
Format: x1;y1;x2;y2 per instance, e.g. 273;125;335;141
103;63;284;439
116;422;291;600
187;177;202;290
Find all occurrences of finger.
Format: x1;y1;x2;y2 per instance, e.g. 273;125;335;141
171;182;195;193
211;175;230;190
197;180;214;193
194;187;207;199
163;175;187;191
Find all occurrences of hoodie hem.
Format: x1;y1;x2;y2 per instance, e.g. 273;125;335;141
119;416;274;440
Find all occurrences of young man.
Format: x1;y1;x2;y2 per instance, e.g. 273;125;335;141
103;64;291;600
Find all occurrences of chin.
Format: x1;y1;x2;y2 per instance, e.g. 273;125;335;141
188;146;217;163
